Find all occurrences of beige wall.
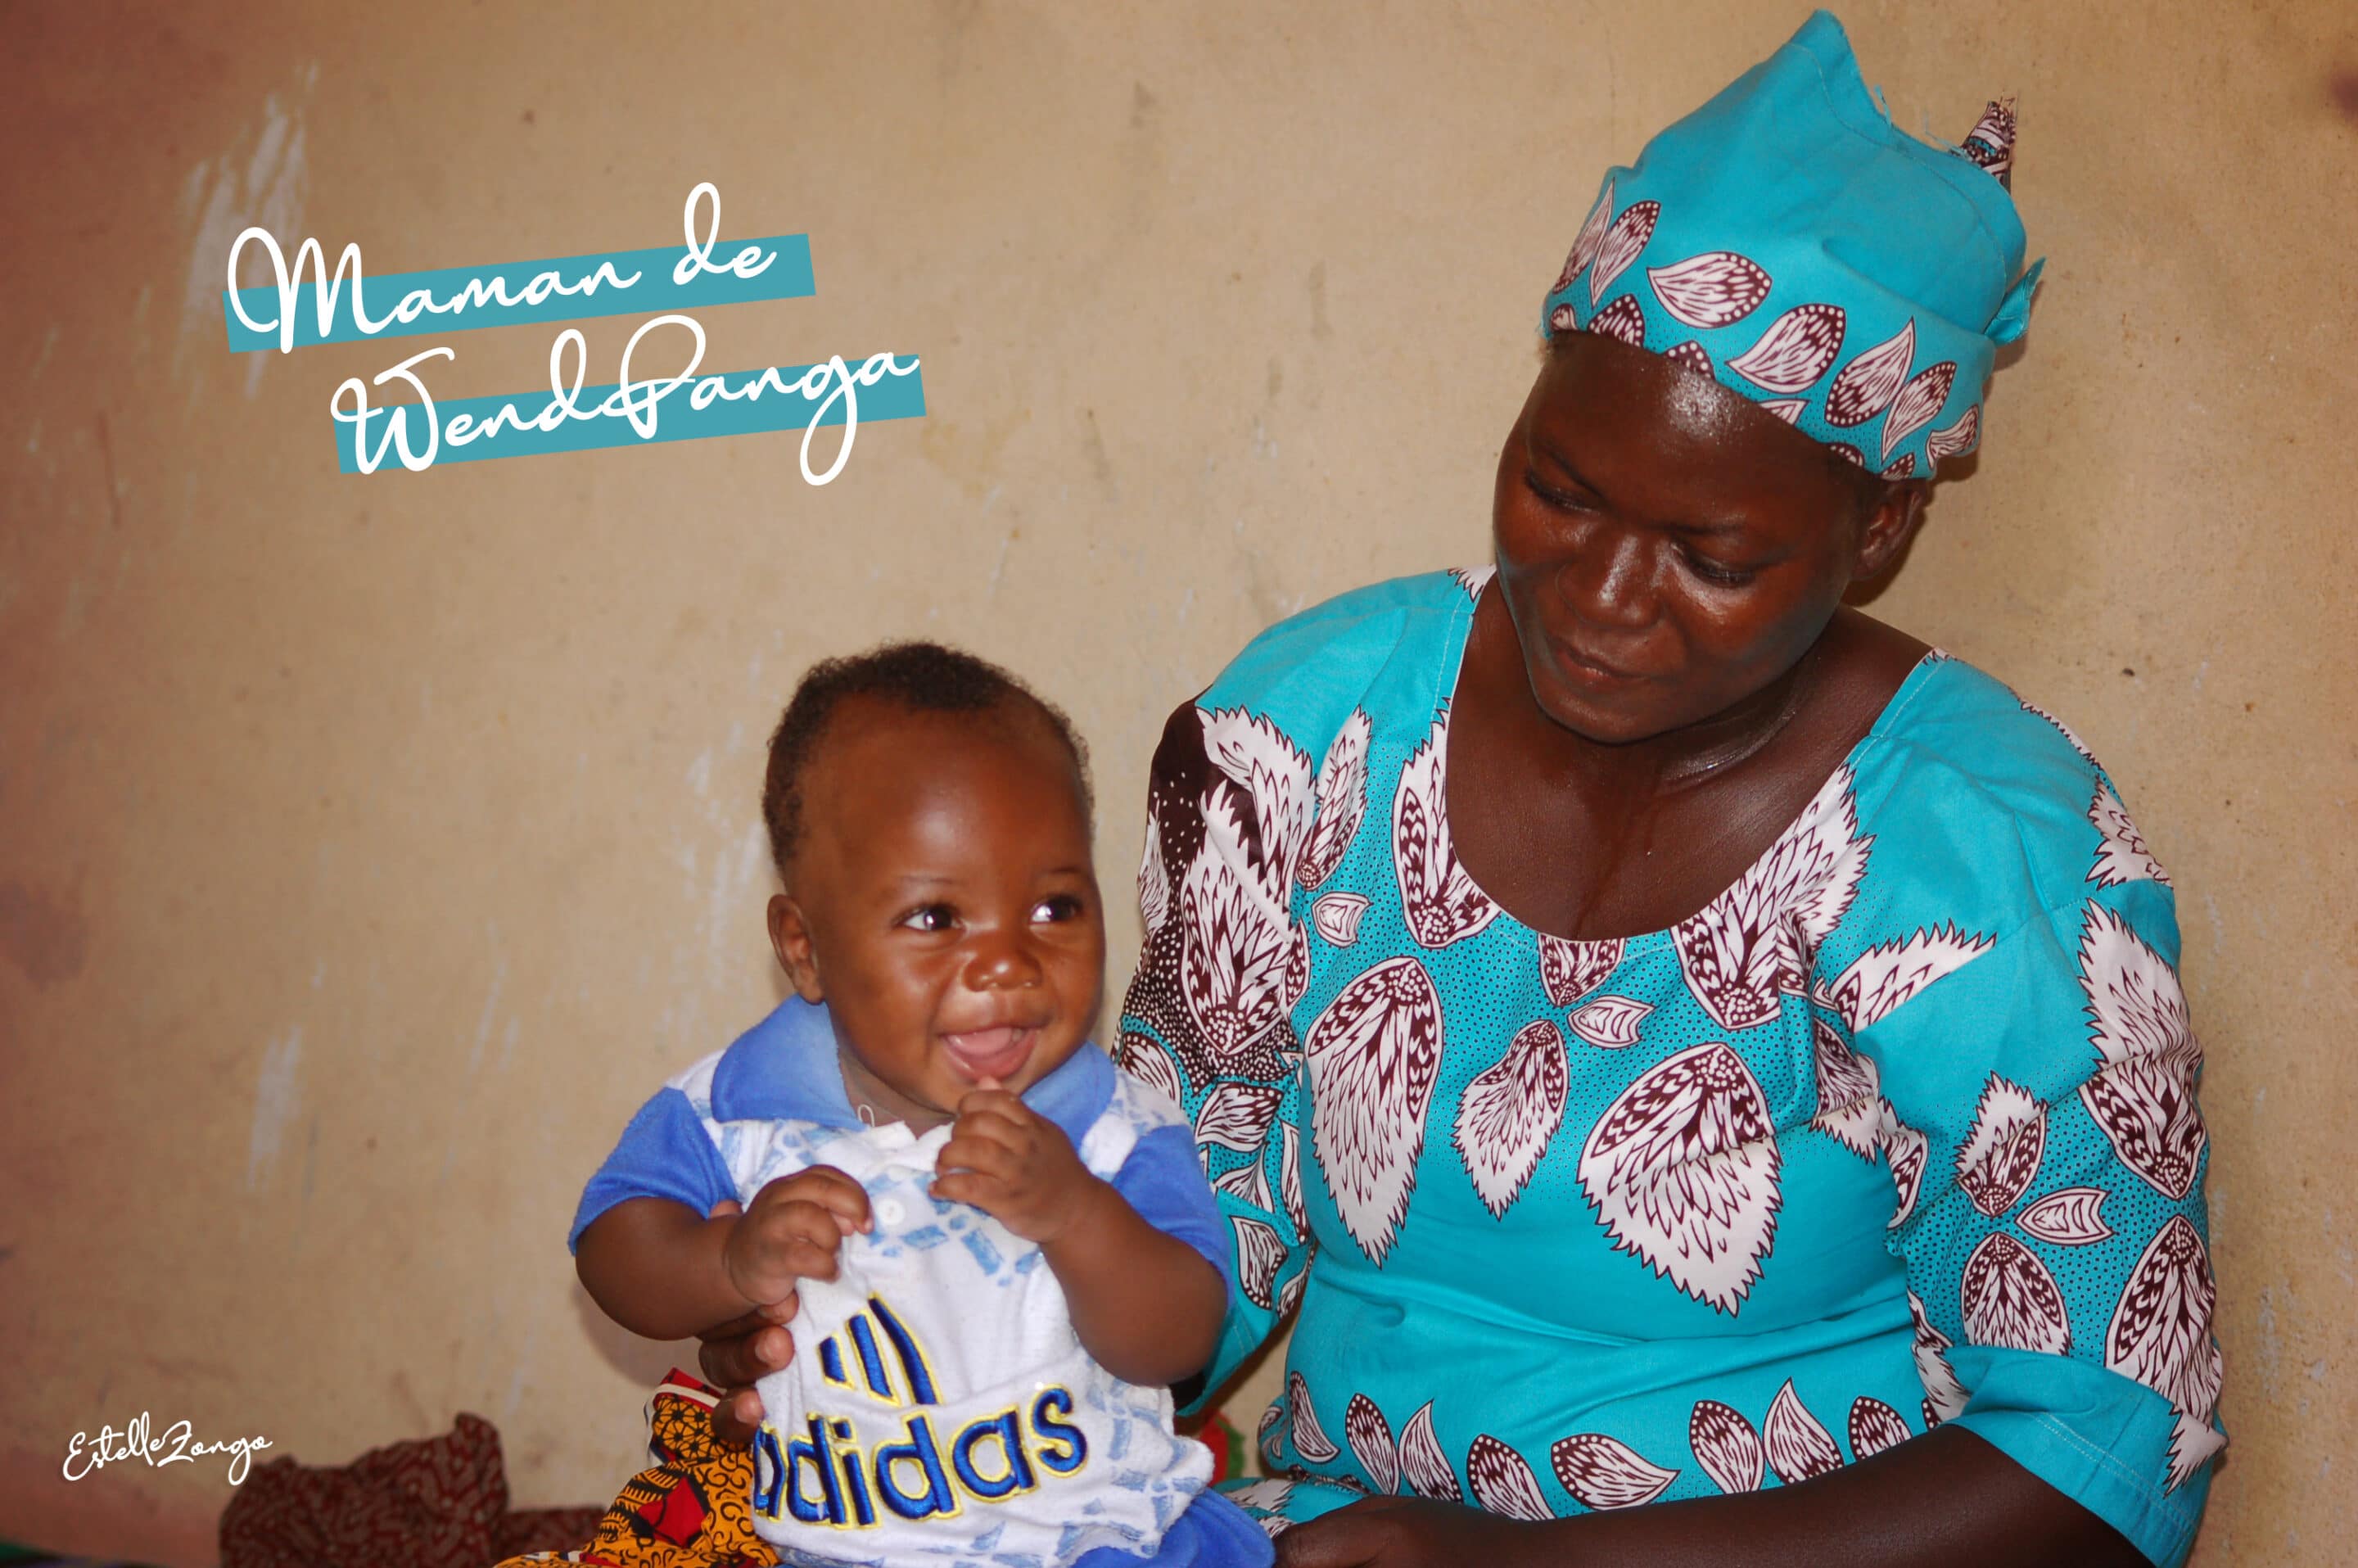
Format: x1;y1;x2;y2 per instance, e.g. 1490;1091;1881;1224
2;2;2351;1562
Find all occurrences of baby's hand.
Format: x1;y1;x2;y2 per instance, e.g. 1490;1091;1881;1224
723;1165;872;1308
933;1086;1103;1243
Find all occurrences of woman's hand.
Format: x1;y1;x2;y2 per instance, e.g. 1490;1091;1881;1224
1276;1497;1557;1568
694;1198;796;1447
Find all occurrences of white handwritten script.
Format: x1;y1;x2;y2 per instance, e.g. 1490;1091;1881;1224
64;1412;271;1485
225;183;916;481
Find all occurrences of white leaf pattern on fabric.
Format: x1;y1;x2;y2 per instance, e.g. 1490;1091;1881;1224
1927;404;1980;463
1727;303;1846;393
2019;1186;2114;1245
1284;920;1312;1009
2089;780;2173;887
1555;182;1615;293
1847;1397;1911;1460
1289;1371;1341;1462
2107;1215;2224;1492
1647;251;1773;329
1569;995;1654;1049
1118;1030;1186;1105
1588;294;1648;349
1881;362;1957;459
1138;805;1171;938
1764;1380;1845;1483
1589;200;1662;306
1824;319;1916;427
1539;934;1624;1007
1280;1118;1309;1238
1453;1019;1570;1218
1195;1080;1285;1153
1688;1400;1765;1494
1200;707;1317;899
1673;766;1869;1032
1759;397;1808;424
1312;891;1372;947
1298;710;1375;892
1305;956;1444;1263
1818;924;1995;1031
1879;1099;1930;1228
1909;1289;1969;1426
1394;717;1502;950
1466;1435;1556;1521
1954;1075;2049;1218
1398;1403;1461;1501
1809;1017;1882;1159
1961;1232;2072;1354
1449;563;1498;599
1227;1478;1300;1538
1233;1214;1285;1308
1578;1042;1782;1313
1179;827;1294;1063
2078;905;2207;1200
1214;1155;1271;1212
1346;1394;1398;1494
1550;1433;1679;1510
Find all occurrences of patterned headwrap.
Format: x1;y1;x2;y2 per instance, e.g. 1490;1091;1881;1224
1540;11;2041;479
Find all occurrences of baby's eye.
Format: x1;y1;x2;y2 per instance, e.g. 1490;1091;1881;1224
1031;893;1086;924
899;904;958;933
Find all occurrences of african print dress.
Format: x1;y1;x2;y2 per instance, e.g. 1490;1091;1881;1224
1116;570;2221;1568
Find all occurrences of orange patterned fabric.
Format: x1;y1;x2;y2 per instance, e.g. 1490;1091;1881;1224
493;1371;778;1568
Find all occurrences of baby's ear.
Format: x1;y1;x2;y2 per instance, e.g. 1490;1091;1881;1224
768;893;825;1001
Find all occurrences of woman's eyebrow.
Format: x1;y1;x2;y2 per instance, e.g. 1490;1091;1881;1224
1534;436;1755;540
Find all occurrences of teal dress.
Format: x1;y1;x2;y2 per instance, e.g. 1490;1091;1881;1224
1117;571;2220;1567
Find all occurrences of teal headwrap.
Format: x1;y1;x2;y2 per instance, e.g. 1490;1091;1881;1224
1540;11;2041;479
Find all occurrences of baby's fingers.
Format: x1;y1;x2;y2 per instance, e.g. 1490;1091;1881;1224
759;1165;874;1233
936;1130;1021;1181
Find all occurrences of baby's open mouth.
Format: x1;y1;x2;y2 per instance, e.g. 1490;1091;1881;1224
940;1025;1039;1083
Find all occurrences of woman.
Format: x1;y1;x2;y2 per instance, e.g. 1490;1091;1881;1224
1113;13;2216;1568
707;13;2220;1566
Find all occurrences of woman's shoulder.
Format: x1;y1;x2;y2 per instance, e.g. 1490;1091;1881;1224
1846;650;2178;936
1190;567;1479;743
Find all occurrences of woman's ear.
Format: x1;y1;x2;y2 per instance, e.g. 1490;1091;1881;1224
1854;478;1931;582
768;892;824;1002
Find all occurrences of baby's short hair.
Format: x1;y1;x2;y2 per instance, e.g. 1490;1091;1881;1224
761;641;1093;881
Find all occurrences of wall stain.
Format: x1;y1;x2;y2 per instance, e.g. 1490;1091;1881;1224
0;881;88;987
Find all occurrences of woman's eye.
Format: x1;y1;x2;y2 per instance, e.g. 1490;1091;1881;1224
1525;470;1597;513
899;905;957;933
1031;894;1085;924
1683;551;1755;587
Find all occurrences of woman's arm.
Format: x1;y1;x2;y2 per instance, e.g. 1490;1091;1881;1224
1277;1426;2143;1567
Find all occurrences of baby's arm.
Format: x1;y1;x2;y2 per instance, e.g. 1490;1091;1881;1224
577;1169;872;1342
933;1089;1225;1387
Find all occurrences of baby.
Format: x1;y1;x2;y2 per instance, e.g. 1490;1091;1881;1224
569;643;1270;1568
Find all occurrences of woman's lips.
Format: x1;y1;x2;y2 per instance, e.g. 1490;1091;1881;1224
1552;637;1647;687
940;1025;1038;1082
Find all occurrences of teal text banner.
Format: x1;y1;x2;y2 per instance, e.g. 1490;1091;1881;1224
225;234;815;353
331;353;924;475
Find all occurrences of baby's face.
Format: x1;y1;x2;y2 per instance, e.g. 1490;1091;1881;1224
771;698;1104;1125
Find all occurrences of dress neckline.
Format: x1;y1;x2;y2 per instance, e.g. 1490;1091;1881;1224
1430;572;1946;949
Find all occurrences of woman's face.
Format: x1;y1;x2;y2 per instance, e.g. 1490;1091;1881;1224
1490;331;1918;743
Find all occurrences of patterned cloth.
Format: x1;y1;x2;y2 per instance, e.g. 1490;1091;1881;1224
495;1371;779;1568
1539;10;2042;480
1118;572;2222;1568
217;1411;603;1568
